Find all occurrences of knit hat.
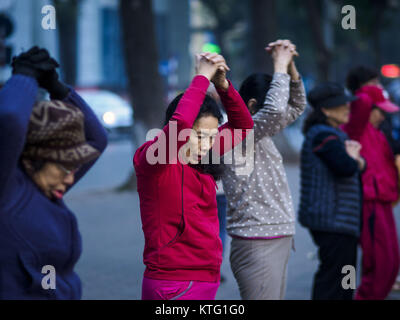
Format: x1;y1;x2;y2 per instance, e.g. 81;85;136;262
307;82;357;109
22;100;100;167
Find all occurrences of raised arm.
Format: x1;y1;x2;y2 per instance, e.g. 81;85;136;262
252;72;291;138
252;40;298;138
134;53;227;171
62;88;108;190
134;75;210;171
0;47;57;199
214;80;254;155
341;90;373;141
285;61;307;126
0;75;38;199
36;54;108;191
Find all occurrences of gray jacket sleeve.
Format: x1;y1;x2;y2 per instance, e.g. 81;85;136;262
252;72;306;138
285;77;307;126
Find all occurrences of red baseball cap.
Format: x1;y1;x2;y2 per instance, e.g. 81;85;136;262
359;85;400;113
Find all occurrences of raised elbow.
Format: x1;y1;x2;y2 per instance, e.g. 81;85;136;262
245;117;254;129
95;127;109;153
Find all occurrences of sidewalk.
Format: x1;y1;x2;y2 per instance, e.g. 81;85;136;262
65;162;400;300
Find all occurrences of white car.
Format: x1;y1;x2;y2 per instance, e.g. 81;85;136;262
76;89;133;136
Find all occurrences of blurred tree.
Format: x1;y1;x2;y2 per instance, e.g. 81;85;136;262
199;0;279;76
275;0;318;78
199;0;249;83
303;0;399;80
200;0;245;56
119;0;166;190
337;0;399;67
304;0;334;81
200;0;283;73
53;0;79;85
248;0;278;74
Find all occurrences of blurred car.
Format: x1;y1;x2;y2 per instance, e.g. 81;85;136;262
76;89;133;138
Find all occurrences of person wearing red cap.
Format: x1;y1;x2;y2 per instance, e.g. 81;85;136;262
342;73;400;299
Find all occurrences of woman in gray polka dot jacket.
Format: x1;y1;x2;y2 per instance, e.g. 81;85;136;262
221;40;306;300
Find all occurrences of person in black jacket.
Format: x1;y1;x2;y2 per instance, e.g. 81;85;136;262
299;82;365;300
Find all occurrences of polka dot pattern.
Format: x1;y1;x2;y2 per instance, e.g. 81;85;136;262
221;72;306;239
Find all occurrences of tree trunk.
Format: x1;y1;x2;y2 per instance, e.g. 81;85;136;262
370;2;385;68
118;0;166;191
53;0;79;85
119;0;165;131
248;0;277;74
214;27;227;57
304;0;332;81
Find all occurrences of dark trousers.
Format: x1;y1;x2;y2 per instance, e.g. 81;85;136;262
310;230;358;300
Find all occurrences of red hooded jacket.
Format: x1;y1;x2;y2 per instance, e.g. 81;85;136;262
342;86;398;202
134;75;253;282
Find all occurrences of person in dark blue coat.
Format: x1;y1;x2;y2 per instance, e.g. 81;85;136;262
299;82;365;300
0;47;108;299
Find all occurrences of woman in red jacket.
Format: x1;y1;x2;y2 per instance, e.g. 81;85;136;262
343;67;400;300
134;53;254;300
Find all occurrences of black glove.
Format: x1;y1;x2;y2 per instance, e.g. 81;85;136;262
11;46;58;80
38;68;70;100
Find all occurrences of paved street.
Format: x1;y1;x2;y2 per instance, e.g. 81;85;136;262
64;140;400;300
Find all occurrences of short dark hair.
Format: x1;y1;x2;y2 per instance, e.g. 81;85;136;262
239;73;273;113
346;65;379;93
302;108;328;134
20;158;46;178
165;93;223;126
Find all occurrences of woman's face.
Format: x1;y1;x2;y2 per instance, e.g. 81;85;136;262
321;103;351;127
33;162;78;200
186;115;219;164
369;107;386;128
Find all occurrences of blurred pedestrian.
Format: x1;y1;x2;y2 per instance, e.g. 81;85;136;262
222;39;306;300
346;66;400;155
0;47;108;299
134;52;253;300
342;67;400;299
346;66;400;293
299;82;365;300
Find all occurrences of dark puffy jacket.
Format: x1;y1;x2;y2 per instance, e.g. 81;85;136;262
298;124;362;237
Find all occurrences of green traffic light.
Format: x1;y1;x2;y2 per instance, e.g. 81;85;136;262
202;43;221;54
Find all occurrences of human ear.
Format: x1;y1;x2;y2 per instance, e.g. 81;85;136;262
247;98;258;114
321;107;330;117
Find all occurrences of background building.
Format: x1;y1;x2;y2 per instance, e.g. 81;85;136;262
0;0;191;92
